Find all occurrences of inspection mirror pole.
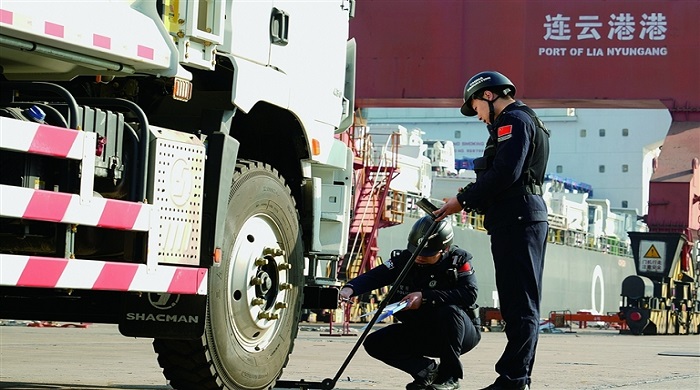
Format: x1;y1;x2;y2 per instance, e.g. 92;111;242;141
276;198;442;389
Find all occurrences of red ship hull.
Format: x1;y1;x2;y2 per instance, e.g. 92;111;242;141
349;0;700;121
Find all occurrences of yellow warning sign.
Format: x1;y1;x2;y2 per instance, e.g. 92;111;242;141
644;245;661;259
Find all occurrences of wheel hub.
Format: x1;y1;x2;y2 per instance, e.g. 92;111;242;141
227;215;294;353
255;269;274;296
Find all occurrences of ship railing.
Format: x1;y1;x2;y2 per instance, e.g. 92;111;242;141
458;211;486;231
403;194;632;257
548;226;631;256
384;190;406;225
547;213;568;230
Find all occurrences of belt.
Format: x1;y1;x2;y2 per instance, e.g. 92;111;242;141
497;183;543;200
526;182;543;195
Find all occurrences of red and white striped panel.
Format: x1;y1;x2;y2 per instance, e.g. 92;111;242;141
0;254;208;295
0;117;86;159
0;185;152;231
1;117;98;200
0;2;171;71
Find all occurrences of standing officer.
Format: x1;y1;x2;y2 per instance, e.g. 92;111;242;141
435;70;550;390
339;216;480;390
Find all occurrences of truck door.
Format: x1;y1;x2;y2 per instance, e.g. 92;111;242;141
226;0;273;66
269;0;350;127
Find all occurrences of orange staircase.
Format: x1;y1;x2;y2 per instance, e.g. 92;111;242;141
340;124;406;282
330;118;410;325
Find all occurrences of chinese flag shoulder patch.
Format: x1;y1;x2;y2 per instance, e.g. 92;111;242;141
497;125;512;138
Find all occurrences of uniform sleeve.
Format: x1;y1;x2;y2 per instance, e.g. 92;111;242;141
457;113;532;210
421;254;478;308
344;251;406;296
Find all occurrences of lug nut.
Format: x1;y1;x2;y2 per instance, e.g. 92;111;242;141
275;302;288;309
255;257;268;266
252;298;265;306
258;311;279;320
278;263;292;271
258;312;271;320
250;277;263;286
279;283;293;290
263;247;285;256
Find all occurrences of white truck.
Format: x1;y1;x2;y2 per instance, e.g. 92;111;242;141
0;1;356;389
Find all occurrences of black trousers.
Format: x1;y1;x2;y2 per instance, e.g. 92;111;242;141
363;304;481;380
490;221;547;388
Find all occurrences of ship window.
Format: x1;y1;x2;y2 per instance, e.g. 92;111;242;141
580;129;587;137
455;130;461;139
599;128;606;137
599;165;605;173
622;164;629;172
556;165;563;173
622;128;629;136
622;200;628;208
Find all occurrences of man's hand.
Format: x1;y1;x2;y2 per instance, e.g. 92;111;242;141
403;291;423;310
434;196;463;221
339;286;354;302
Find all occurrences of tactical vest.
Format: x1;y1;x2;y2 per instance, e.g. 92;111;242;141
473;104;550;206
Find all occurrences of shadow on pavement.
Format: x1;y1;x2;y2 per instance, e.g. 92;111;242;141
0;383;171;390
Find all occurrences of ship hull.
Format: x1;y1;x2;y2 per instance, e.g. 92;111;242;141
377;214;636;318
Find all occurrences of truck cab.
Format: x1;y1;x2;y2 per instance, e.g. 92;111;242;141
0;1;357;388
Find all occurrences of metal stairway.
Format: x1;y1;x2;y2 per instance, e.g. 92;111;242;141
342;127;406;282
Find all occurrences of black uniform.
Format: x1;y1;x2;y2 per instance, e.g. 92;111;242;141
456;101;549;389
344;245;480;382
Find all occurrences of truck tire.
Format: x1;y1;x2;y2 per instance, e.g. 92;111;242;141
154;160;304;390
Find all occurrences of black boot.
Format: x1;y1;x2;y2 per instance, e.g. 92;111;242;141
430;377;460;390
405;362;439;390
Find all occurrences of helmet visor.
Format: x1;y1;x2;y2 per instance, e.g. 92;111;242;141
461;100;477;117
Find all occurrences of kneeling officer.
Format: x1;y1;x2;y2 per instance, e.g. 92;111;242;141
339;216;481;390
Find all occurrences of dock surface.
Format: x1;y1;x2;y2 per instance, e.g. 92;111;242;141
0;322;698;389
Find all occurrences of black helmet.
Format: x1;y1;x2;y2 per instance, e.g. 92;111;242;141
460;71;516;117
407;216;454;256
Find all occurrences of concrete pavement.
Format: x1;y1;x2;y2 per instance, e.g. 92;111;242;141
0;322;698;390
